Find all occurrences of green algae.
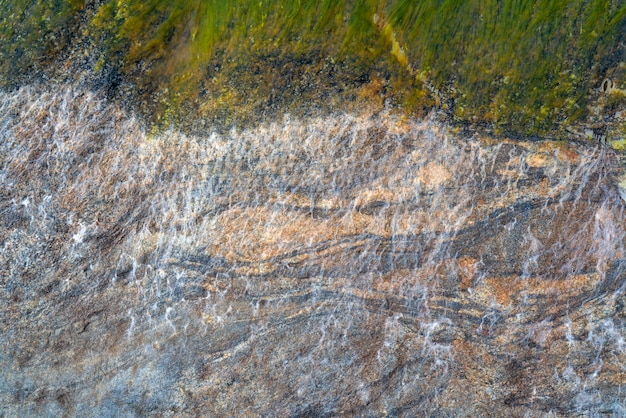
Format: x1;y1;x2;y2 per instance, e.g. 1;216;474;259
389;0;626;137
1;0;625;138
0;0;84;83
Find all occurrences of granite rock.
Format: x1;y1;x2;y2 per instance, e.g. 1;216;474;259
1;85;625;417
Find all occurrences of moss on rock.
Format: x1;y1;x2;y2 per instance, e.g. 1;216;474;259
1;0;625;138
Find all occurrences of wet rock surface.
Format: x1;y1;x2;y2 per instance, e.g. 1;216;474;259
1;86;625;417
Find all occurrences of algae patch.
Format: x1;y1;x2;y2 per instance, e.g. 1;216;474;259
1;0;625;137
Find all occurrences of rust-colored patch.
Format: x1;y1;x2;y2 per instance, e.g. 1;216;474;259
485;276;518;307
482;273;600;308
458;256;478;291
526;152;552;168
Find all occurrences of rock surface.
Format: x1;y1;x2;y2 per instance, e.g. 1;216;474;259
1;85;625;416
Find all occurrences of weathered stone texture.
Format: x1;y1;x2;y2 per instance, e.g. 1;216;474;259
1;86;625;416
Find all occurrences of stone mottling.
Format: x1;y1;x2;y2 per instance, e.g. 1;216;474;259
1;86;625;417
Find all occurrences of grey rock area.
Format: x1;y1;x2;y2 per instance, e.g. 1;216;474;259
1;85;625;417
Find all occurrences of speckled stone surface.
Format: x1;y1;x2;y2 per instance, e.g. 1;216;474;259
1;86;625;417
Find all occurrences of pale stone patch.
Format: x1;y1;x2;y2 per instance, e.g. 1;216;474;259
618;173;626;203
356;188;397;206
417;162;452;189
496;168;525;178
526;152;552;168
340;210;387;236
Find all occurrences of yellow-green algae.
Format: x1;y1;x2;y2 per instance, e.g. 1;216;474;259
0;0;84;76
1;0;625;138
